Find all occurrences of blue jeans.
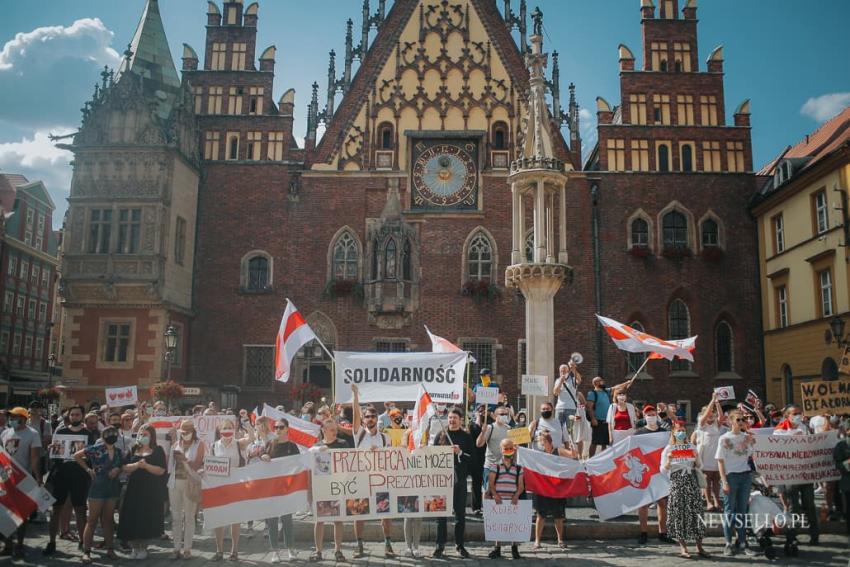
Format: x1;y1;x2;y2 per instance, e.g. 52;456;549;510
267;514;294;551
482;467;492;492
722;471;751;545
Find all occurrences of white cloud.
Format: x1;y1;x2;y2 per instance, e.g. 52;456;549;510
0;18;120;72
801;92;850;123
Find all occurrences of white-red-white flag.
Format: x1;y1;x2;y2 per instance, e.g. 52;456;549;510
517;447;588;499
0;449;55;536
202;454;309;529
585;432;670;520
424;326;476;363
275;300;318;383
596;314;697;362
261;403;320;448
408;385;436;450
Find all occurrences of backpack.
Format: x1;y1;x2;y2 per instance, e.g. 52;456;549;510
356;428;388;448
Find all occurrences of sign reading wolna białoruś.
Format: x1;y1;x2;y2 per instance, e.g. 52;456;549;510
800;379;850;416
310;446;454;521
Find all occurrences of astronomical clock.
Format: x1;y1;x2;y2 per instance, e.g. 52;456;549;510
410;138;479;211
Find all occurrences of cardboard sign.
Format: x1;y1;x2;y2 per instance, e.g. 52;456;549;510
48;434;89;460
714;386;735;401
800;379;850;416
475;387;499;406
521;375;549;397
204;455;231;477
483;499;533;542
507;427;531;446
839;346;850;375
106;385;138;408
752;431;841;486
310;447;454;521
193;415;235;448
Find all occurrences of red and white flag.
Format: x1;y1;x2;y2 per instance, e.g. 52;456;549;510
275;300;318;383
202;454;309;529
517;447;588;499
0;449;55;536
261;403;320;448
596;314;697;362
585;432;670;520
425;326;476;363
408;385;436;450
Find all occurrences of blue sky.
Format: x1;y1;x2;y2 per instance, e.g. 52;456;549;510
1;0;849;227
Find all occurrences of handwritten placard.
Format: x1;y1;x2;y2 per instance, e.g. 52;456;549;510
475;387;499;406
714;386;735;401
521;375;549;397
106;385;138;407
507;427;531;446
204;455;231;477
483;499;533;542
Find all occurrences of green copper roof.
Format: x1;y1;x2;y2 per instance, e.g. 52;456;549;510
117;0;181;91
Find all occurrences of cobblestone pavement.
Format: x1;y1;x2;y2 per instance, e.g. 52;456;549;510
7;519;849;567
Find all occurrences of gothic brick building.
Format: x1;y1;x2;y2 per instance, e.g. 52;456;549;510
59;0;762;417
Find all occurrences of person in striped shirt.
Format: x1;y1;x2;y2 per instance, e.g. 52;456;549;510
485;438;525;559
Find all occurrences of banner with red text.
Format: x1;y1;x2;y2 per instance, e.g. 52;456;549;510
752;431;841;486
310;446;454;521
105;385;138;407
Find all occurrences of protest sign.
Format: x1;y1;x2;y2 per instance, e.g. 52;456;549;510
507;427;531;446
334;351;467;404
310;446;454;521
752;431;841;486
745;389;760;408
713;386;735;401
105;385;138;408
475;387;499;406
483;499;533;542
800;379;850;416
48;435;89;460
521;375;549;397
193;415;234;448
204;456;231;478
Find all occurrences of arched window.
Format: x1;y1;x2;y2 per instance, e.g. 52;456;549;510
402;239;412;281
681;144;693;172
525;231;534;262
492;121;508;150
247;256;269;290
662;210;688;248
467;232;493;282
631;218;649;248
660;59;668;72
701;218;719;247
332;231;359;280
628;321;648;374
668;299;691;371
782;364;793;404
674;60;683;73
384;239;397;279
715;321;733;372
822;357;839;380
378;122;394;150
371;244;379;279
658;144;670;172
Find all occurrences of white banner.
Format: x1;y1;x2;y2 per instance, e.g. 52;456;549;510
333;351;467;403
310;446;454;521
752;431;841;486
106;385;138;407
483;499;533;542
521;375;549;397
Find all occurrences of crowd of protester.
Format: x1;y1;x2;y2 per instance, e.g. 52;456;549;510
0;363;849;561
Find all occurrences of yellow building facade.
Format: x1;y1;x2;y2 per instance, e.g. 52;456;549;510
752;107;850;406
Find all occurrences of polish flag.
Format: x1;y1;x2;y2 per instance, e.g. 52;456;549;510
517;447;588;499
596;315;697;362
408;385;436;450
261;403;320;448
275;300;318;383
202;454;309;530
0;450;55;537
585;432;670;520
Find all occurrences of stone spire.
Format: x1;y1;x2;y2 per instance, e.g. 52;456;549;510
116;0;181;91
517;8;557;165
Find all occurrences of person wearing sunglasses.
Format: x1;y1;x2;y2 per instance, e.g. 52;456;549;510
715;409;756;557
774;405;819;551
261;419;301;562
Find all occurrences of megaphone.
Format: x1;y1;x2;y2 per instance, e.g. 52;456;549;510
571;352;583;365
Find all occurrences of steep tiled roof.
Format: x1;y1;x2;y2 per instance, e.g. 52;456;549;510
2;173;29;188
757;106;850;176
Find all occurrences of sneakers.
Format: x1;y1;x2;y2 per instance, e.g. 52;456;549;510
638;532;648;545
307;551;322;561
723;544;735;557
432;546;445;559
81;551;93;564
457;546;471;559
742;546;758;557
510;544;521;559
384;542;395;557
488;547;502;559
43;542;56;556
657;533;675;544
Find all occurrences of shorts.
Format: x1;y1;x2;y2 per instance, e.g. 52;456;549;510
591;421;609;446
556;408;576;427
88;478;121;501
49;466;91;508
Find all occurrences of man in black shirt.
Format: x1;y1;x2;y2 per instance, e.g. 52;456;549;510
432;408;473;559
43;405;100;556
468;405;487;515
262;419;301;561
310;419;353;562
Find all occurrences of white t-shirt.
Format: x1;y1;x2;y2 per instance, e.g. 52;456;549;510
554;375;578;412
531;416;567;451
427;413;448;445
354;427;388;449
714;431;754;474
1;425;42;473
696;422;726;472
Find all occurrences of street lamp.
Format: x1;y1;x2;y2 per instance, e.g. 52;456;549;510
164;324;178;380
47;353;56;387
827;315;847;347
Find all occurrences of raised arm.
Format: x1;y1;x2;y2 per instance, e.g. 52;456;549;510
351;384;361;433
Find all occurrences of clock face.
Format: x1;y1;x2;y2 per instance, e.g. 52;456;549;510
411;141;478;210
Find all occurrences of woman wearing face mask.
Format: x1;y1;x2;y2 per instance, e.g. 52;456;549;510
118;424;167;559
211;419;254;560
696;393;727;512
73;426;123;563
383;408;408;448
606;392;637;445
662;422;708;559
261;419;301;561
485;439;525;559
168;420;205;559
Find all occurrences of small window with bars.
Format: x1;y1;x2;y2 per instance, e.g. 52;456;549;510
244;345;274;387
375;340;408;352
460;339;496;377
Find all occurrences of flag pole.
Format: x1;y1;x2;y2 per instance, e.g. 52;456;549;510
418;382;450;443
464;353;472;429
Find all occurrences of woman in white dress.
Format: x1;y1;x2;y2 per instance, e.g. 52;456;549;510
695;392;727;512
211;418;253;561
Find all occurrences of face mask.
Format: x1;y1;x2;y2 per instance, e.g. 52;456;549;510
616;395;626;403
645;415;657;426
435;404;446;413
220;430;234;438
393;417;403;425
540;410;553;419
497;415;510;424
70;419;82;427
674;431;687;441
502;450;515;458
154;410;166;417
138;435;150;446
110;423;121;429
301;414;311;421
181;432;194;441
104;435;118;445
481;376;491;387
790;414;802;425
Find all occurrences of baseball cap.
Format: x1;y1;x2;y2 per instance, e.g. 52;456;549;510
9;407;29;419
643;404;656;414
